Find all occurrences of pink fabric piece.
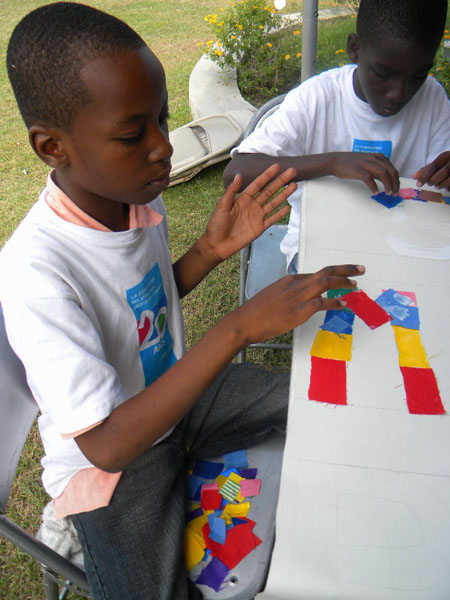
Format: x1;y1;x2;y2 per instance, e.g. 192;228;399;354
397;188;417;199
240;478;261;498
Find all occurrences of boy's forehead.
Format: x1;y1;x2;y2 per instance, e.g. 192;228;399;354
79;46;166;101
361;36;436;68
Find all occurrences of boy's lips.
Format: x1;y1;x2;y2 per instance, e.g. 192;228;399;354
148;170;171;189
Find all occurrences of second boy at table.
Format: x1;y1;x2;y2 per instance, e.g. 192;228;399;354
224;0;450;273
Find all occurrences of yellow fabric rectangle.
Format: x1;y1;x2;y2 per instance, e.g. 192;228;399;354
392;326;430;368
309;330;353;362
222;501;251;518
184;528;205;571
186;513;208;536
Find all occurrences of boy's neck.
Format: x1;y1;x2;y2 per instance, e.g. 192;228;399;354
53;170;131;232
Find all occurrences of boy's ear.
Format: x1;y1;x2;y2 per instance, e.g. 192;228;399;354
347;33;360;63
28;126;71;168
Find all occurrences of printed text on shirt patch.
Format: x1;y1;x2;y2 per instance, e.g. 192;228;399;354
126;263;177;386
352;139;392;160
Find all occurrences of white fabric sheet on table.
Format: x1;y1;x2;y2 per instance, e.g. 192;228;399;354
258;177;450;600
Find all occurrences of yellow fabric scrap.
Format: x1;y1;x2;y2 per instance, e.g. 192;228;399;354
186;513;208;536
310;330;353;362
392;326;430;368
222;502;251;518
184;527;205;571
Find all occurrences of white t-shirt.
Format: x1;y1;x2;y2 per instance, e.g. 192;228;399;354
234;65;450;269
0;191;185;500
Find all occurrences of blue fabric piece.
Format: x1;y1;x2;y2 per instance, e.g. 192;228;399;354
195;556;229;592
375;289;420;329
371;192;403;208
207;514;227;544
321;315;353;334
321;309;355;334
221;467;239;477
223;449;248;469
444;195;450;205
186;507;204;522
238;467;257;479
192;459;224;480
187;475;204;500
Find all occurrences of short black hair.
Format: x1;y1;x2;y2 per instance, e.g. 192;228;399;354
357;0;447;50
7;2;146;130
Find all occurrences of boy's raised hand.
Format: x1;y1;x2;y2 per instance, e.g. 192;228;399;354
202;164;297;262
232;264;365;345
329;152;400;195
413;151;450;192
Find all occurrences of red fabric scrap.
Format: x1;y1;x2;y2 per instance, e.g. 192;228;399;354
400;366;446;415
202;522;262;569
343;290;392;329
201;484;222;511
308;356;347;405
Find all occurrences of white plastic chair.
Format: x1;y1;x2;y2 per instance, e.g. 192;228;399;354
0;305;92;600
238;95;292;363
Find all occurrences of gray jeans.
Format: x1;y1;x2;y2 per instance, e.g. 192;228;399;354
72;363;289;600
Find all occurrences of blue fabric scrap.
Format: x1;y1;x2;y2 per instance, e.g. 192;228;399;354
187;475;204;500
192;459;224;480
371;192;403;208
223;449;248;469
375;289;420;329
207;514;227;544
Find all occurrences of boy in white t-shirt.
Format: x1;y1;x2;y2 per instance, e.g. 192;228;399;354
1;3;364;599
224;0;450;272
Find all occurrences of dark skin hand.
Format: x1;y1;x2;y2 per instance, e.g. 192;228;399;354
414;151;450;192
223;151;400;195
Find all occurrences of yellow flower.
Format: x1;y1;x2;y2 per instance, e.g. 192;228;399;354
218;21;224;26
237;24;243;30
259;25;264;29
445;29;449;33
437;66;443;71
293;30;300;35
445;34;450;39
215;49;223;56
339;62;344;67
266;42;272;47
207;40;213;46
197;41;204;46
285;54;291;60
231;35;237;39
296;52;301;58
335;49;345;54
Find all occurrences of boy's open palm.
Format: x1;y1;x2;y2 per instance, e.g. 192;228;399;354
203;164;297;261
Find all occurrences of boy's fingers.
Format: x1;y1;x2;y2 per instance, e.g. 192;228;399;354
244;165;296;200
262;204;291;229
262;181;298;215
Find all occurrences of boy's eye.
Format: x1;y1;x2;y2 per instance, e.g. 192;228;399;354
159;111;170;128
372;68;390;80
116;129;145;145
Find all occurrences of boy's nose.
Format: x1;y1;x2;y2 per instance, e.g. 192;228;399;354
386;78;408;104
147;129;173;164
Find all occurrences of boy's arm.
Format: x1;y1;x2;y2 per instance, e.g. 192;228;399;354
224;151;400;195
172;165;295;298
75;263;365;472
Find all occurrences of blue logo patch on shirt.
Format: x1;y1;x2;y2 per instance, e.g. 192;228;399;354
352;139;392;159
126;264;177;386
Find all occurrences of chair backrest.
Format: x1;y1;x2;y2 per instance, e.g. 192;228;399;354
0;305;38;512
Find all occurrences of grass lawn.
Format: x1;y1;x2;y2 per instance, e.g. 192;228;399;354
1;1;449;598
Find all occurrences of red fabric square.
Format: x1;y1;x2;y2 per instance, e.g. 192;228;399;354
400;366;445;415
201;484;222;510
344;290;392;329
202;522;262;569
308;356;347;405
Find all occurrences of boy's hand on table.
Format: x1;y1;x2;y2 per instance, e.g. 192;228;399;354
232;264;365;345
413;151;450;192
328;152;400;195
200;163;297;262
